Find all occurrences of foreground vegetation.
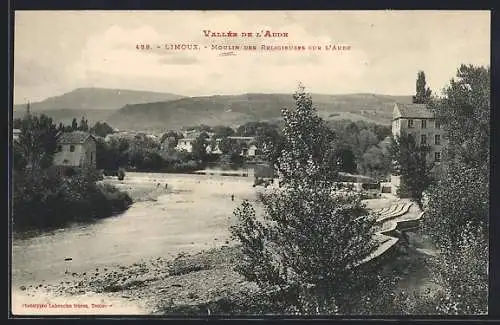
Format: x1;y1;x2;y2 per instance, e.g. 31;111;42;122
229;65;489;315
399;65;489;314
227;85;397;314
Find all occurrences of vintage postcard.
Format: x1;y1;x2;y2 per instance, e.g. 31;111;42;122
11;10;490;316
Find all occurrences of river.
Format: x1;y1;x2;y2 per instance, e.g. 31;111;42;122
11;172;260;314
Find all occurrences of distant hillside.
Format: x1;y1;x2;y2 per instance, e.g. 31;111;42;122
13;88;184;112
106;93;412;131
13;108;116;126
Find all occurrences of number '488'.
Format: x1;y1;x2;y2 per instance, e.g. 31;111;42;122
136;44;150;50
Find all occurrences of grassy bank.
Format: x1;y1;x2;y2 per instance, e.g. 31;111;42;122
12;169;133;232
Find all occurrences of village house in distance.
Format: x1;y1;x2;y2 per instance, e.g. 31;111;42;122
390;103;443;194
52;131;97;175
172;130;258;158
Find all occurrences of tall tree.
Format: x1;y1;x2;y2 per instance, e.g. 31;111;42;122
336;146;357;173
79;116;89;131
357;129;379;155
397;65;490;315
424;64;489;261
390;133;434;205
161;131;183;146
91;121;114;137
359;144;392;181
218;137;234;155
212;125;235;138
413;71;432;104
191;132;209;162
230;84;378;314
428;64;490;170
17;114;58;171
13;118;22;129
71;118;78;131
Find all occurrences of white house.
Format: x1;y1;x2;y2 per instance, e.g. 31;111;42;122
206;143;223;154
247;144;258;157
53;131;97;172
176;138;196;152
13;129;21;142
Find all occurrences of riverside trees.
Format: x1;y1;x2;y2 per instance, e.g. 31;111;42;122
390;133;434;206
422;65;489;314
395;65;489;315
12;114;132;231
230;85;382;314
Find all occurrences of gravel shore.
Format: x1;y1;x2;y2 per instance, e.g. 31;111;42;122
14;245;257;315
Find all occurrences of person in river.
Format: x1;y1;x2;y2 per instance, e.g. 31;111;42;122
165;183;168;189
231;194;234;201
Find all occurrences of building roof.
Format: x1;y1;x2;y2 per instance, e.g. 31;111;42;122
57;131;93;144
394;103;434;119
338;172;375;181
228;136;255;140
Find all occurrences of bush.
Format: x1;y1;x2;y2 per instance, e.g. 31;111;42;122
117;168;126;180
12;169;132;231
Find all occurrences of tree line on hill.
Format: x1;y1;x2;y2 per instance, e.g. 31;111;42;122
14;110;392;180
87;118;392;179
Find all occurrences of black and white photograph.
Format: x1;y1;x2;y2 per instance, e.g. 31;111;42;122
10;10;490;316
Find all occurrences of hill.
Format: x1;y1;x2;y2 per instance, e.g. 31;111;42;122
106;93;412;131
13;87;184;125
12;108;117;126
14;87;184;111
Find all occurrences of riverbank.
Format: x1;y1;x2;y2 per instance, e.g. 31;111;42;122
12;172;439;315
12;245;256;315
13;237;439;316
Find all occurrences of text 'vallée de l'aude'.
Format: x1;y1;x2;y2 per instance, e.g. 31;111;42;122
202;30;289;38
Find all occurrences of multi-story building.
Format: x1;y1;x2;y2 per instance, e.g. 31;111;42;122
391;103;444;193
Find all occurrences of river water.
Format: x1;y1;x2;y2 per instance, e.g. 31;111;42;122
11;172;439;315
12;172;259;292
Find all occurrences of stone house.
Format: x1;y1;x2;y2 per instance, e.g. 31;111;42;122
391;102;444;194
53;131;97;174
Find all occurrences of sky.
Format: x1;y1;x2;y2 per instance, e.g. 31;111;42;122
13;10;490;104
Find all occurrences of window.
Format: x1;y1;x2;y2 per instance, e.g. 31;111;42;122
408;119;414;128
421;120;427;129
421;134;427;145
63;159;69;164
57;145;62;152
70;145;75;152
435;134;441;145
435;119;441;129
434;152;441;162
